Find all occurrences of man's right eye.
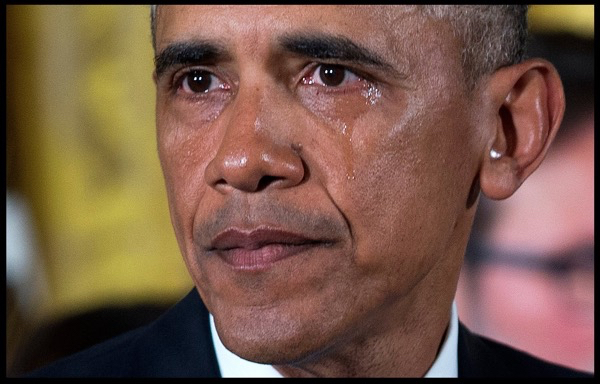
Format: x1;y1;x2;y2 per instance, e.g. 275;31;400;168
177;69;228;94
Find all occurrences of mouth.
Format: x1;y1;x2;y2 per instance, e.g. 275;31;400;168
208;226;330;271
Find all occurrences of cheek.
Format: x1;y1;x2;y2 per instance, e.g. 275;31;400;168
157;109;218;239
340;93;477;271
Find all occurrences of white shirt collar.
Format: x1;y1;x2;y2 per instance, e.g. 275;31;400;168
211;301;459;378
424;301;459;378
210;314;283;378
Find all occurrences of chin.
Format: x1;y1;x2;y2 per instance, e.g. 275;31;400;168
220;324;320;365
213;303;335;365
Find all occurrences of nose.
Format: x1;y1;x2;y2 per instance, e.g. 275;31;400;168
204;88;305;193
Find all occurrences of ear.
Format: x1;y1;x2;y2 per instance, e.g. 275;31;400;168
479;58;565;200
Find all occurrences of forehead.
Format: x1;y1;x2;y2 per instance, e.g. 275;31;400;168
156;5;418;39
154;5;455;61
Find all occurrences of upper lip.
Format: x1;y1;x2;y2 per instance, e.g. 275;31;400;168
209;226;321;251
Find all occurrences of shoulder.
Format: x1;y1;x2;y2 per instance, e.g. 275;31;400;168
24;324;147;377
458;321;593;378
24;289;221;378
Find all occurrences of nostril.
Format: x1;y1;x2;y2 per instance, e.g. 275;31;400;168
204;138;307;193
256;175;285;191
213;178;228;189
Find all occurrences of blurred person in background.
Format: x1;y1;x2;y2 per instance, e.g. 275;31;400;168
456;32;594;373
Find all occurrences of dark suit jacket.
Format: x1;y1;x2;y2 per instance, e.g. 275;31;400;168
26;288;592;378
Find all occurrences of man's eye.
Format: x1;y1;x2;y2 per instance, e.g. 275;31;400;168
302;64;362;87
178;69;227;94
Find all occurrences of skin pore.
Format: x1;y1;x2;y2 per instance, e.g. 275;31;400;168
153;6;563;377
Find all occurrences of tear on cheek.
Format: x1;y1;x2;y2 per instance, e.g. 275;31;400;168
362;84;382;105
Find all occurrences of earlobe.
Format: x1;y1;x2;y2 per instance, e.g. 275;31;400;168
480;148;520;200
479;59;565;200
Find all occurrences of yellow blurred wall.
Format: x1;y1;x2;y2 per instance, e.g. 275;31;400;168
530;5;594;38
7;5;191;321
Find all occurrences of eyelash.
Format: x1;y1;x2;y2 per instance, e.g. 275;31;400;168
170;63;369;99
301;64;365;88
172;68;229;99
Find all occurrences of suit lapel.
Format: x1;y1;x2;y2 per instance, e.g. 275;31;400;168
135;288;222;377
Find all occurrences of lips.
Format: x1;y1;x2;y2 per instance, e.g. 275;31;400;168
208;226;326;270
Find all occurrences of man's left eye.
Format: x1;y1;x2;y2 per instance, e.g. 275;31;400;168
302;64;362;87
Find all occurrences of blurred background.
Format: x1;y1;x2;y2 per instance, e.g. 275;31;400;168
6;5;190;375
456;5;594;374
5;5;594;376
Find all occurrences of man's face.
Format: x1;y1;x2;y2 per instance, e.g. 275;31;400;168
155;5;483;364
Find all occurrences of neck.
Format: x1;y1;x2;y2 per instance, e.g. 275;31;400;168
273;275;456;377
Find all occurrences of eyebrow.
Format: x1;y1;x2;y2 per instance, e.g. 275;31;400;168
278;32;399;74
154;41;227;78
154;33;403;79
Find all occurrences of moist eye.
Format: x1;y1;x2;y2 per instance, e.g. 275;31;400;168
183;70;213;93
319;64;347;86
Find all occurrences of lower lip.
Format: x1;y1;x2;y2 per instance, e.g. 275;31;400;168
216;243;319;271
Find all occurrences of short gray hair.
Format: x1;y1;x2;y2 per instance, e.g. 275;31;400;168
420;5;528;89
150;5;159;51
150;5;528;88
